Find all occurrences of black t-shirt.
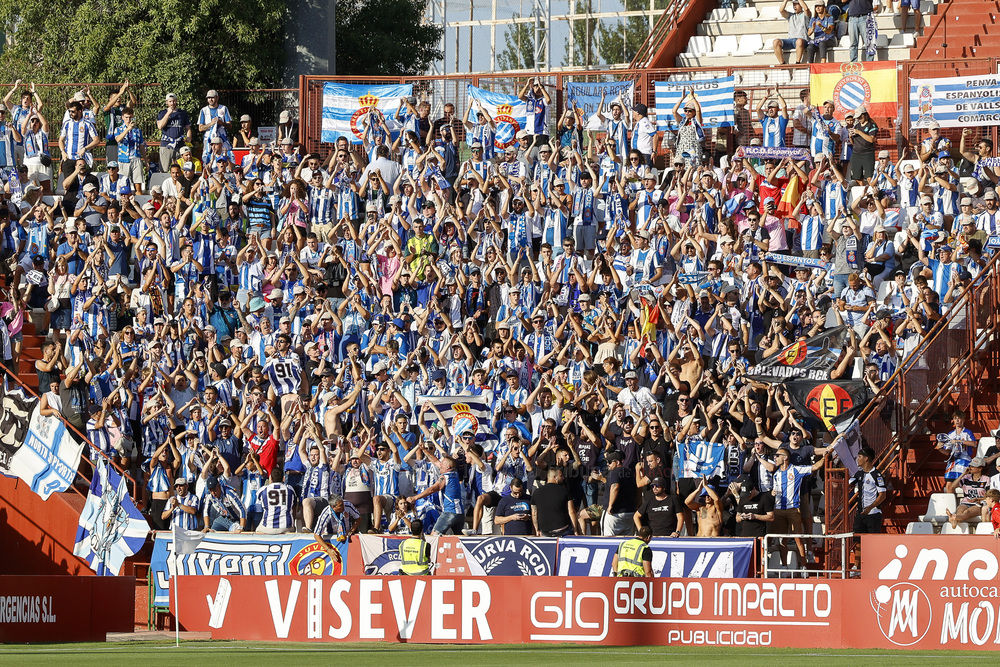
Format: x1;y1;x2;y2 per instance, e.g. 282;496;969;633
736;491;775;537
496;493;533;535
641;436;672;470
604;467;636;514
638;494;684;536
324;261;348;299
531;483;572;533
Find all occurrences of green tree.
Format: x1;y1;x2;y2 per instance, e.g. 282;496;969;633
498;14;536;71
597;0;668;65
336;0;444;75
562;0;600;68
0;0;285;111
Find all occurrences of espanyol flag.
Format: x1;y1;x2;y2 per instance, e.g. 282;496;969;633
655;76;735;131
466;84;530;150
321;82;413;144
73;459;149;575
677;438;726;478
418;394;500;450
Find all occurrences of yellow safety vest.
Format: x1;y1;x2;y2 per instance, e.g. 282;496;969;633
616;538;647;577
398;537;431;575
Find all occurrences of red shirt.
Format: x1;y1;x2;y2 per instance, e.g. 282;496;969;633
991;503;1000;531
249;434;279;475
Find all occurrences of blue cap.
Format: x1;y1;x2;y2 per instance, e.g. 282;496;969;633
764;196;776;206
432;369;447;381
938;151;951;159
248;296;265;311
392;318;405;329
205;476;219;490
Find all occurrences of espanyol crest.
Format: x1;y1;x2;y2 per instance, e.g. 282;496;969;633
451;402;480;437
832;62;871;117
493;104;521;149
350;92;380;140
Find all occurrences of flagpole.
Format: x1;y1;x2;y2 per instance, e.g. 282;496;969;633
172;523;180;648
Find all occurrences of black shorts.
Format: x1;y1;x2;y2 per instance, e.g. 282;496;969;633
853;512;883;534
677;478;698;500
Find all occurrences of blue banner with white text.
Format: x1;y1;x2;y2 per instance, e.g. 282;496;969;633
556;537;754;578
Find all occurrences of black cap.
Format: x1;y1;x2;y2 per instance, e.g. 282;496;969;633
736;474;756;494
606;451;624;462
874;308;892;320
650;476;667;488
206;475;220;490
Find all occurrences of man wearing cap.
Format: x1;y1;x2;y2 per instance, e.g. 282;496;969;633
756;88;788;148
162;477;200;530
595;451;636;536
596;90;630;157
918;120;951;163
916;236;960;303
156;93;191;172
197;89;232;162
756;445;829;565
202;475;248;532
977;190;1000;236
634;476;684;537
628;101;657;164
848;105;878;180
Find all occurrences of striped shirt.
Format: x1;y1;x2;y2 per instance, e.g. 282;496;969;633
302;463;330;499
169;493;200;530
61;119;98;161
264;353;301;395
203;483;247;521
772;464;814;510
0;124;17;166
256;482;297;530
371;458;401;496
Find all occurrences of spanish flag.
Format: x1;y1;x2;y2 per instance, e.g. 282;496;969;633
638;296;659;355
810;61;898;121
777;173;802;219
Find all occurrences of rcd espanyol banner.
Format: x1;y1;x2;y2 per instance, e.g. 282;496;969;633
459;536;558;575
466;84;530;149
810;61;897;121
321;83;413;144
418;394;500;450
909;74;1000;129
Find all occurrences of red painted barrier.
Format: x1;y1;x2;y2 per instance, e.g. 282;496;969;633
0;576;135;642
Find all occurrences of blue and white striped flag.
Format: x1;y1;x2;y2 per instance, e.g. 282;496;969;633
466;84;530;150
418;394;500;450
321;83;413;144
677;438;726;479
655;77;735;131
73;459;149;575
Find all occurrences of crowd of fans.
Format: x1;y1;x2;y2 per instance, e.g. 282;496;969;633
0;77;989;552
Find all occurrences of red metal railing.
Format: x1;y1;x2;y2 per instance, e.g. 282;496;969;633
0;364;138;500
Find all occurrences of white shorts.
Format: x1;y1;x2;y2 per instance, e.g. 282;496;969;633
24;156;51;183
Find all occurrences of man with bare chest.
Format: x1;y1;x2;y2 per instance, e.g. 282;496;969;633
685;476;723;537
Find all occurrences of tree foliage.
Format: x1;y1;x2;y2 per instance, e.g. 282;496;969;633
498;14;542;71
0;0;285;111
336;0;444;76
597;0;668;66
562;0;599;68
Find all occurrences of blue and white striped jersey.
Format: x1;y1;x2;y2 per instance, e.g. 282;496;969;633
371;458;401;496
264;353;301;395
169;492;200;531
256;482;297;530
772;465;813;510
61;118;98;161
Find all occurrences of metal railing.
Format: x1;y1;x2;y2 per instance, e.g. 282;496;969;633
629;0;709;70
824;247;1000;539
763;533;854;578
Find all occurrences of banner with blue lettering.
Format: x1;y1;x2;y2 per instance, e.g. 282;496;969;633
910;74;1000;129
459;536;558;575
677;439;727;478
556;537;754;577
654;77;735;131
466;85;530;149
321;82;413;144
150;532;348;606
566;81;636;131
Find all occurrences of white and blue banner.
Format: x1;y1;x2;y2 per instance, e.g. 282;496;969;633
73;459;149;575
460;536;558;576
321;82;413;144
910;74;1000;129
0;379;84;500
655;76;735;131
566;81;635;130
150;531;349;606
418;394;500;450
466;84;530;149
764;253;830;270
678;270;709;285
735;145;813;162
556;537;754;578
677;438;726;479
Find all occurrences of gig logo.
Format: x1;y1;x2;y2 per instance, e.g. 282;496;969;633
871;582;933;647
529;580;609;642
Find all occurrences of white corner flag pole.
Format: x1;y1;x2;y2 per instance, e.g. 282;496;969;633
172;522;180;648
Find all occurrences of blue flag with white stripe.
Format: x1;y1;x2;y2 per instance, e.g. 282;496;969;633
466;85;530;150
321;83;413;144
418;394;500;450
677;439;726;478
655;77;735;131
73;459;149;575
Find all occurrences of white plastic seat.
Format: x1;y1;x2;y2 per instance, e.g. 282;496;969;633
839;34;851;48
790;69;810;86
942;522;969;535
767;69;792;86
905;521;935;534
890;33;916;48
919;493;958;523
977;436;996;460
709;35;739;57
732;7;758;21
975;522;995;535
874;33;889;49
851;357;866;380
849;185;868;207
758;5;784;20
685;37;713;58
737;33;765;55
708;8;734;21
147;172;169;192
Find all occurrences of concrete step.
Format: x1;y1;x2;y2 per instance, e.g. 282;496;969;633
678;46;912;67
697;14;928;36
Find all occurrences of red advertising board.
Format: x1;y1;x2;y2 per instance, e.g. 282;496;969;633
0;576;135;642
173;575;849;646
